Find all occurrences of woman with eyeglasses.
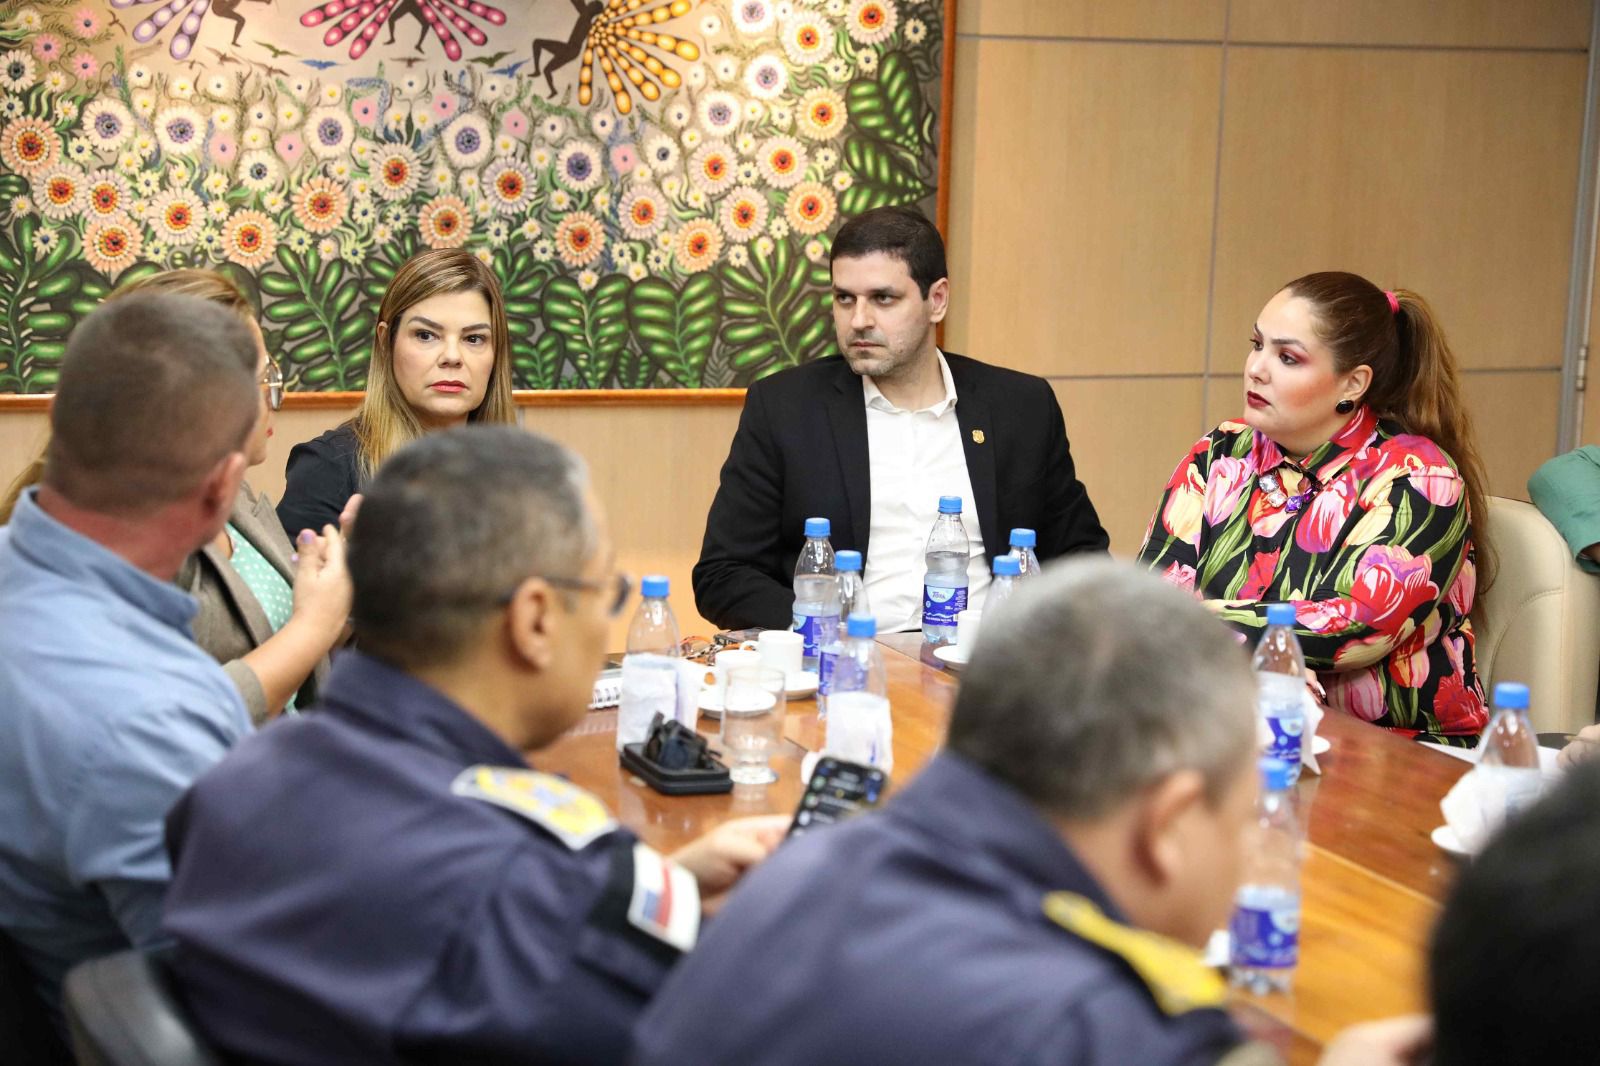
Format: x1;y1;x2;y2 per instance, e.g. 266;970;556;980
0;269;350;722
275;247;519;540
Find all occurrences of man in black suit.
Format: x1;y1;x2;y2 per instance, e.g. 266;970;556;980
694;206;1108;632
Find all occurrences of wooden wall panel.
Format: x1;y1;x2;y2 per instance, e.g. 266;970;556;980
1460;371;1563;501
1211;48;1584;377
944;39;1222;376
958;0;1225;41
1230;0;1591;49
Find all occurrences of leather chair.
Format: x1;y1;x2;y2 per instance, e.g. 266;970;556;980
1473;496;1600;734
62;948;224;1066
0;929;74;1065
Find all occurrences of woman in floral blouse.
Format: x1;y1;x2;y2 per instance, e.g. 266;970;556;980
1139;271;1494;743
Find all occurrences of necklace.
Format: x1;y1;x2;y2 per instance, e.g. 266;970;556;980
1258;470;1320;513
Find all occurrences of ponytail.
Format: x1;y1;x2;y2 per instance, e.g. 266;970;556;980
1284;272;1495;592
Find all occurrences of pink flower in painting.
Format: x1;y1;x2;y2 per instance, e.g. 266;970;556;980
1350;545;1438;632
208;133;237;165
501;108;529;138
351;94;379;128
610;144;637;174
430;94;458;121
1237;548;1280;600
1160;561;1197;592
69;52;97;79
274;132;304;165
31;35;62;62
1202;457;1249;528
68;8;102;38
1294;476;1356;553
1325;668;1386;722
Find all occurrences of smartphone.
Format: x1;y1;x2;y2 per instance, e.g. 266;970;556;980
788;757;888;838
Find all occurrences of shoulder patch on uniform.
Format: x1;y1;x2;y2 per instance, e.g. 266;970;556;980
451;766;617;851
626;842;700;953
1042;891;1227;1017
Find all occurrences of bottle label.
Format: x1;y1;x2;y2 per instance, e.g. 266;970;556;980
792;612;838;658
1229;900;1299;970
1265;715;1304;781
818;649;837;698
921;585;967;628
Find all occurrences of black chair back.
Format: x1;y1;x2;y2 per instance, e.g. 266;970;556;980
62;948;224;1066
0;929;74;1065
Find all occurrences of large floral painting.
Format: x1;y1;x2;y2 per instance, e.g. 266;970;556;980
0;0;944;392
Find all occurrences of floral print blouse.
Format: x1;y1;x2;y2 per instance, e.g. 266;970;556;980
1138;406;1486;743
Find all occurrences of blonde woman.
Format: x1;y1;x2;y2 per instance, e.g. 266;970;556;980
275;248;518;538
0;269;350;722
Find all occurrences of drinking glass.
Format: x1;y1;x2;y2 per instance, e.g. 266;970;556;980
720;666;785;785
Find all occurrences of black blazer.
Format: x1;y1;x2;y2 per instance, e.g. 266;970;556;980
693;353;1109;630
277;422;362;539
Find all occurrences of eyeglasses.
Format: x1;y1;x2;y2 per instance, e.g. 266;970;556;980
497;572;633;617
261;362;284;412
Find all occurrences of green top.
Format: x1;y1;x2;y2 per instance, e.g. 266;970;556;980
225;522;297;713
1528;446;1600;575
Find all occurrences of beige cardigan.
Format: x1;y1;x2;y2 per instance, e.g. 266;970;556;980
176;481;329;723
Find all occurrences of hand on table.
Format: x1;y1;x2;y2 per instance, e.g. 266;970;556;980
1316;1015;1431;1066
1558;723;1600;770
672;815;789;914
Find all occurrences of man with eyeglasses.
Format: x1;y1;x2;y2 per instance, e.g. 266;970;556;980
160;426;787;1066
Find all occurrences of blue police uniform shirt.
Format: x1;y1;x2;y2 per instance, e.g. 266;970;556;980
162;650;690;1066
0;490;251;1020
632;751;1259;1066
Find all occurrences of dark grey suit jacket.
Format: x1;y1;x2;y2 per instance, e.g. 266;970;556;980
693;353;1110;630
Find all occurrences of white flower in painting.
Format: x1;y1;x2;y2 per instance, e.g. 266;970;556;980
442;113;491;168
66;138;90;163
728;244;749;267
81;99;134;149
288;77;313;101
578;269;598;291
248;103;273;128
643;133;678;171
647;247;669;271
397;73;426;98
857;50;879;74
127;63;152;88
154;106;205;157
906;17;927;42
203;170;229;196
207;199;230;221
319;83;342;106
306;106;352;159
685;64;707;89
539;115;567;141
698;90;740;135
0;51;37;93
519;217;541;240
732;0;775;34
714;56;739;83
550;188;571;210
628;261;647;281
212;107;236;130
458;169;482;198
665;101;691;129
479;74;508;101
590;110;616;138
44;70;67;93
700;12;724;36
205;74;232;98
847;0;899;45
682;127;703;150
169;76;195;100
554;140;603;192
242;126;269;150
131;91;156;118
743;54;787;100
239;150;280;192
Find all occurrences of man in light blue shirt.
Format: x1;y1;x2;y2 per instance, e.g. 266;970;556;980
0;292;262;1021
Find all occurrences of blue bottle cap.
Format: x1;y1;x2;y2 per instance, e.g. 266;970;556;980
1265;603;1296;626
1259;757;1294;791
1492;682;1530;710
1009;528;1036;548
804;516;831;538
993;555;1021;576
836;550;863;572
937;495;962;514
845;613;877;638
640;575;669;598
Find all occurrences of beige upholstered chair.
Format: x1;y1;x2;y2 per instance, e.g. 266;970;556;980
1471;496;1600;735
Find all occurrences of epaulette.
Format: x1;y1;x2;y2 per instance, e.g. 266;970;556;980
451;765;617;851
1042;891;1228;1016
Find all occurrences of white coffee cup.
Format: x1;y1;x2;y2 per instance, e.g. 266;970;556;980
954;609;983;652
702;648;763;694
757;629;804;676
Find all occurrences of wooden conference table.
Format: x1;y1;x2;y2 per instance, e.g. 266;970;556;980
541;632;1473;1065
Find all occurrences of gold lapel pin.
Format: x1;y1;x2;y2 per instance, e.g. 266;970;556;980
971;430;985;444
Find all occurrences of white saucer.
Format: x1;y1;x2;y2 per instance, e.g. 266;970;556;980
786;671;819;699
1311;735;1331;756
697;690;726;718
1431;824;1470;858
932;645;970;671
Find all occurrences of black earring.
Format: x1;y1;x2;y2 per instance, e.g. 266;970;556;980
1335;399;1356;414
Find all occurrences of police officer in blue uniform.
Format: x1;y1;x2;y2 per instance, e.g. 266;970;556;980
162;427;786;1065
631;562;1429;1066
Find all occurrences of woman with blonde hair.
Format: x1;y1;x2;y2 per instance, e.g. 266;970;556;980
275;248;517;537
1139;271;1494;744
0;269;350;722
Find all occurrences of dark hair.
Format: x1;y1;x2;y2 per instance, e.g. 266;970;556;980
45;293;259;513
830;205;947;297
1283;271;1494;591
1429;761;1600;1065
348;426;594;668
947;559;1257;819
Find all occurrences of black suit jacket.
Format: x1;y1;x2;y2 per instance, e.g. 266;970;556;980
693;353;1109;630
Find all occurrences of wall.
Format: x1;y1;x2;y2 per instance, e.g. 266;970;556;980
944;0;1591;552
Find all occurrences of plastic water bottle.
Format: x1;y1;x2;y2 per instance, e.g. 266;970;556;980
825;613;892;773
616;574;681;751
1252;604;1306;784
1008;528;1041;580
1477;681;1541;821
792;517;837;671
818;550;870;720
922;496;970;645
986;554;1020;614
1229;757;1302;994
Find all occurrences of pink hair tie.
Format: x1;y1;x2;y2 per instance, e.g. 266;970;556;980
1385;290;1400;315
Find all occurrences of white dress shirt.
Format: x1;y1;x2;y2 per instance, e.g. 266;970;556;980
861;351;990;633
